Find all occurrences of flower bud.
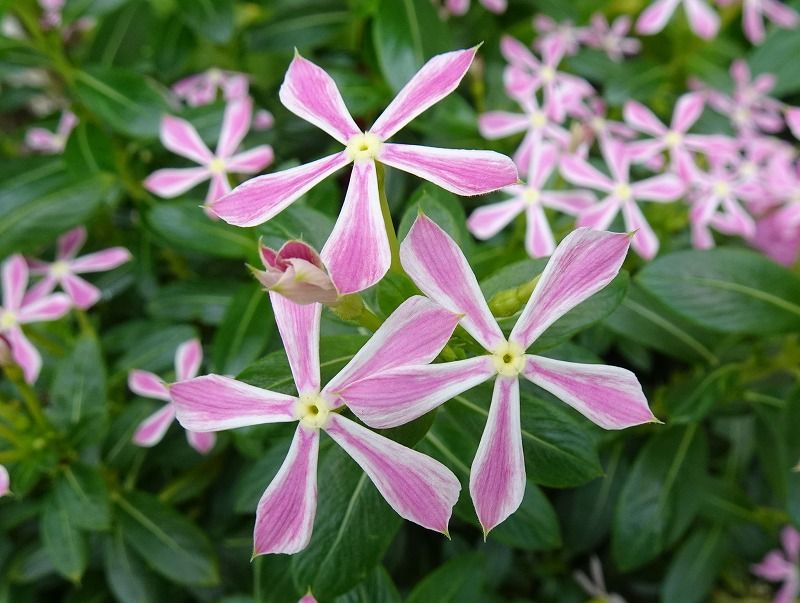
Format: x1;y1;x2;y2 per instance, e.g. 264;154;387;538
251;240;338;305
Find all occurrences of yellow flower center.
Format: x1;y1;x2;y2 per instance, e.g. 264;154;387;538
492;341;525;377
208;157;227;174
614;183;632;201
295;394;331;429
540;66;556;83
713;181;730;197
345;132;382;162
591;117;606;132
523;187;541;205
0;310;16;330
530;110;547;129
664;130;682;147
50;260;70;278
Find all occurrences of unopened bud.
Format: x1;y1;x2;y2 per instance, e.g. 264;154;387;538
251;240;338;305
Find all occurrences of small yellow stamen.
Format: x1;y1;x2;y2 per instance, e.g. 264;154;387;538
491;341;525;377
345;132;382;162
529;111;547;129
0;310;17;330
522;188;540;205
50;260;70;278
664;130;682;148
613;182;632;201
539;66;556;83
295;394;331;429
209;157;227;174
712;181;730;197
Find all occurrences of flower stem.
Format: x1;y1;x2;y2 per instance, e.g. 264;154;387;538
330;294;383;332
2;365;49;432
375;162;402;273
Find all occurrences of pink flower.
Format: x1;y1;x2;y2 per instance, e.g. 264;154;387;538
786;107;800;139
212;48;517;295
572;98;637;151
144;97;274;213
718;0;799;44
533;15;586;56
467;142;595;257
636;0;720;39
0;464;9;497
0;255;71;383
172;68;249;107
394;215;656;534
25;110;77;154
298;594;316;603
171;295;463;555
560;138;686;259
253;109;274;131
129;338;215;455
749;211;800;266
752;526;800;603
24;227;131;310
442;0;506;15
251;240;338;305
582;14;642;62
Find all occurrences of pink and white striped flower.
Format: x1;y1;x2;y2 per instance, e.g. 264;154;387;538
393;216;655;534
212;48;517;295
24;227;131;310
441;0;506;15
560;138;685;259
0;465;9;497
251;240;338;305
582;14;642;62
144;97;274;213
172;68;249;107
129;338;215;455
636;0;720;39
752;526;800;603
533;15;586;56
0;255;71;384
718;0;799;44
25;110;77;154
749;211;800;266
171;295;463;555
467;142;595;257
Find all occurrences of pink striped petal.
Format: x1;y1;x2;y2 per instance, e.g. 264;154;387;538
212;152;350;227
400;215;504;351
481;0;506;12
254;425;319;555
541;191;596;214
339;356;495;429
786;108;800;140
171;375;297;431
17;293;71;323
685;0;719;39
279;52;360;145
671;93;704;132
70;247;131;273
22;275;57;306
175;338;202;381
560;155;613;191
577;197;620;230
270;294;321;396
379;144;518;196
2;255;28;311
371;47;478;140
764;0;799;28
775;576;800;603
144;167;211;198
523;356;656;429
206;173;231;205
186;430;216;455
57;226;87;260
743;3;766;44
527;142;559;187
467;198;526;240
0;465;8;497
500;35;539;69
324;414;459;534
477;111;529;139
636;0;680;35
600;138;630;183
631;173;685;201
324;295;461;397
469;376;525;535
217;97;252;159
525;204;556;258
160;115;213;164
61;273;101;309
320;161;390;294
622;202;660;260
226;145;274;173
783;526;800;561
628;139;666;163
7;327;41;384
623;101;666;136
128;370;170;401
753;551;795;581
510;228;630;350
133;404;176;447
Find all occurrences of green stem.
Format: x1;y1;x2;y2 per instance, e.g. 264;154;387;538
375;162;402;273
2;365;49;431
329;294;383;332
0;450;23;464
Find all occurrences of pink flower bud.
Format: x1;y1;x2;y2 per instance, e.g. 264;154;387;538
252;240;338;305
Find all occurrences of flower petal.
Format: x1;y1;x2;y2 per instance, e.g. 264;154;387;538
324;414;460;534
622;202;660;260
57;226;87;260
2;255;28;311
171;374;297;431
270;293;321;396
217;97;252;158
600;138;630;183
671;92;704;132
7;327;41;384
623;100;667;136
477;111;529;139
128;370;171;401
70;247;132;273
467;198;525;240
0;465;8;497
684;0;719;39
577;197;620;230
632;173;685;201
324;295;461;397
510;228;630;349
21;275;57;307
636;0;681;35
186;430;216;455
61;273;101;309
160;115;213;164
205;173;231;205
559;154;613;192
339;356;496;429
400;214;504;351
469;376;525;535
254;425;319;555
175;338;202;381
371;47;478;140
144;167;211;198
523;355;656;429
133;404;176;447
321;161;390;294
17;293;71;323
226;145;274;173
212;152;350;227
379;144;518;196
524;204;556;258
279;52;360;145
752;551;795;581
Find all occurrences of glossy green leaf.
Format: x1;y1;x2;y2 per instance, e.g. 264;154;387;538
334;566;401;603
176;0;234;43
212;283;273;375
40;495;88;583
53;464;111;531
660;526;728;603
146;280;236;325
103;528;161;603
114;324;196;373
405;554;484;603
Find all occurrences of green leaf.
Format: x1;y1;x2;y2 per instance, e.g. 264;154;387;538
373;0;452;92
749;27;800;95
212;283;273;375
63;122;116;175
612;426;708;571
53;464;111;531
73;67;173;139
254;555;303;603
246;3;351;51
176;0;233;43
146;200;257;259
334;565;401;603
113;324;196;374
490;482;561;551
405;554;485;603
375;271;420;318
40;495;88;583
397;183;470;249
115;490;219;586
146;280;236;325
637;248;800;335
290;447;402;600
660;526;728;603
103;527;161;603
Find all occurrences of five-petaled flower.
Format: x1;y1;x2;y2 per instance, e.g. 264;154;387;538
24;226;131;310
212;47;518;295
0;255;71;384
145;97;274;214
172;68;249;107
129;338;215;455
752;526;800;603
171;294;464;555
331;215;656;535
